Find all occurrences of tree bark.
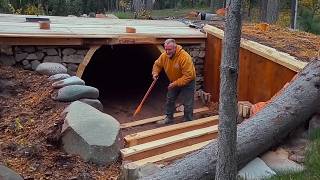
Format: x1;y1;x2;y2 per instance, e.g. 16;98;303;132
210;0;214;9
133;0;143;12
290;0;298;29
144;0;153;11
248;0;253;19
266;0;279;23
215;0;242;180
260;0;268;22
141;59;320;180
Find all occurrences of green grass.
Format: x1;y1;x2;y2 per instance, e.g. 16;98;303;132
268;130;320;180
112;11;134;19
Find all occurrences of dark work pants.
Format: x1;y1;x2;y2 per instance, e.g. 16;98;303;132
165;80;195;121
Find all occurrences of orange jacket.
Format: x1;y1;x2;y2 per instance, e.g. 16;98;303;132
152;45;196;87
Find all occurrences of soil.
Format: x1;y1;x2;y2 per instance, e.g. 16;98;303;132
207;21;320;62
0;65;121;180
0;64;218;179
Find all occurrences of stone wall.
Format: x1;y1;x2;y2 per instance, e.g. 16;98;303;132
0;45;89;75
183;43;206;90
0;44;206;89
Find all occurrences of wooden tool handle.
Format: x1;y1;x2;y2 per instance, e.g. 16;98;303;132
133;77;158;117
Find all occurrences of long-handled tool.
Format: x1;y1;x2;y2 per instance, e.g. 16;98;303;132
133;76;159;117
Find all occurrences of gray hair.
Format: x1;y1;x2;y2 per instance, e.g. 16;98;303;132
164;39;176;46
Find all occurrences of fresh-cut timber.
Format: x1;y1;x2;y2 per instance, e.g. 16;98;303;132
125;115;219;146
141;59;320;180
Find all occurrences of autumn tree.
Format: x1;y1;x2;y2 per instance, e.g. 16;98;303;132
260;0;280;23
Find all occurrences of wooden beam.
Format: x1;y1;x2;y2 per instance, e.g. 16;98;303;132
157;45;165;53
109;36;158;45
157;38;206;44
0;37;205;46
203;25;308;72
120;107;209;129
129;140;212;166
0;37;83;45
125;115;219;147
121;125;218;161
76;45;101;78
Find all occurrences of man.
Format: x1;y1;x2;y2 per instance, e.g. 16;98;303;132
152;39;196;124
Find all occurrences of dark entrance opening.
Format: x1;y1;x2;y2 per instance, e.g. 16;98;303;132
82;44;169;123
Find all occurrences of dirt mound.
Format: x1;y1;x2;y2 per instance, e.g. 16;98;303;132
208;21;320;62
0;65;120;179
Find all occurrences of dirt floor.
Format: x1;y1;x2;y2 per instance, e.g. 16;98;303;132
101;74;218;138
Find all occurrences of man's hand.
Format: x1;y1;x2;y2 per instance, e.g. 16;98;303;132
153;74;158;80
168;83;175;89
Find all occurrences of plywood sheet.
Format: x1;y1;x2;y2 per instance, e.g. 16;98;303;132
0;14;206;39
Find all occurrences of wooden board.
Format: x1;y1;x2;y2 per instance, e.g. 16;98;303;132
76;45;101;78
204;34;221;102
121;125;218;161
124;115;219;147
128;140;213;166
120;107;209;129
0;14;206;40
204;27;298;103
203;25;307;72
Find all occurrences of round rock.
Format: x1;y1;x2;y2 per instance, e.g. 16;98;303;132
53;85;99;102
52;76;85;89
36;62;67;76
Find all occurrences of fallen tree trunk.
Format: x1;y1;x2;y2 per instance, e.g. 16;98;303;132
141;59;320;180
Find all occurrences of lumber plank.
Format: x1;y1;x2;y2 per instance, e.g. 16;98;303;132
125;115;219;147
76;45;100;78
203;25;308;72
120;107;209;129
0;37;83;45
130;140;212;166
157;45;165;53
121;125;218;161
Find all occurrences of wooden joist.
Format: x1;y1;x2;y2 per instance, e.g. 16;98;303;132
128;140;212;167
124;115;219;147
120;125;218;161
0;37;84;45
120;107;209;129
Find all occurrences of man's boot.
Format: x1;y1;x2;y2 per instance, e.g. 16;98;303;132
156;116;174;125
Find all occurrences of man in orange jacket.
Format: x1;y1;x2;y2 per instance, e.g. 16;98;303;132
152;39;196;124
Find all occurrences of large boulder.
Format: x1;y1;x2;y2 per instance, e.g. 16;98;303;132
79;98;103;111
61;101;120;165
238;158;276;180
36;62;67;76
52;76;85;89
260;149;304;173
0;165;23;180
53;85;99;102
